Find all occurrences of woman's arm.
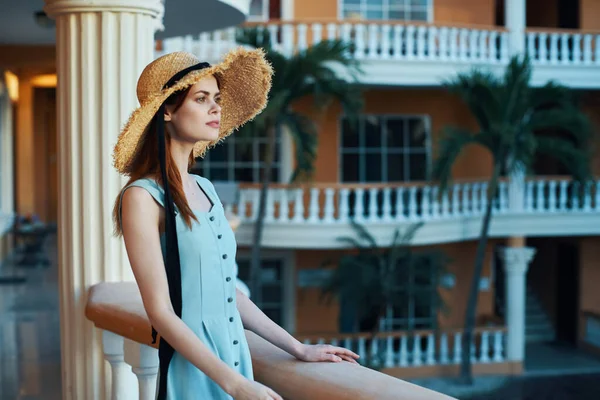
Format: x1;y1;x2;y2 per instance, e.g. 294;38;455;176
235;288;360;364
121;187;244;395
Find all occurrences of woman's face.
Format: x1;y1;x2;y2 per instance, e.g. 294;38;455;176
165;76;221;144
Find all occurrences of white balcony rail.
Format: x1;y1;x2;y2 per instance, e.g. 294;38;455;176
231;177;597;225
526;28;600;65
298;327;507;369
158;21;509;64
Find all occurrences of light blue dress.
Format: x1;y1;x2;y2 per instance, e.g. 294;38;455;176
121;175;254;399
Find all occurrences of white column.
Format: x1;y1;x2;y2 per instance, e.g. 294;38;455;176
43;1;163;399
499;246;536;362
0;77;15;221
505;0;526;55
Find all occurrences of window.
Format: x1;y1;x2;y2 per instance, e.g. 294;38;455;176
340;115;430;183
340;0;433;22
379;259;438;331
236;258;286;326
192;133;282;183
249;0;270;21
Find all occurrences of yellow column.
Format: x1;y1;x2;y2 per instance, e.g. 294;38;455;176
43;1;163;399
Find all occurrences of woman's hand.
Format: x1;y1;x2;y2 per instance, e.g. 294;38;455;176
229;379;283;400
295;343;360;364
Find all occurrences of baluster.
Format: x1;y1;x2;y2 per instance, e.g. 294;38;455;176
493;331;504;362
536;180;545;211
303;339;311;345
469;29;479;60
293;188;305;222
500;32;509;61
384;336;394;367
338;188;350;222
265;190;275;222
370;336;380;366
440;333;449;364
331;338;339;347
412;334;422;366
368;24;379;59
549;33;559;64
368;188;379;221
183;34;193;54
317;338;325;345
354;188;366;222
595;34;600;64
124;339;159;400
237;190;247;221
572;182;580;210
451;184;460;216
354;24;366;59
560;33;570;64
308;188;320;222
428;26;438;59
489;31;498;62
479;332;491;363
323;188;335;223
421;186;431;220
426;333;435;365
470;340;476;363
559;181;568;210
381;25;391;59
311;23;323;46
277;189;289;222
595;181;600;211
453;332;462;364
525;182;534;211
326;23;337;41
103;331;136;399
395;187;406;220
527;32;536;60
461;184;471;216
537;32;548;63
417;25;427;59
268;25;280;50
399;336;409;367
393;25;403;59
381;187;393;222
358;337;367;360
430;187;440;219
460;28;469;60
479;30;488;60
471;183;480;214
297;24;308;51
251;189;260;220
583;34;593;65
584;181;593;212
344;337;352;353
441;189;450;217
406;25;416;60
573;34;582;64
408;187;418;220
439;27;449;60
547;180;557;212
480;182;488;214
282;24;295;57
449;27;459;61
499;181;508;212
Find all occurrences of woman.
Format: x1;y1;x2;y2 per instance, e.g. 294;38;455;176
112;48;359;400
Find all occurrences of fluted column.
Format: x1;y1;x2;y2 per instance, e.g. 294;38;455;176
499;246;536;362
43;1;163;399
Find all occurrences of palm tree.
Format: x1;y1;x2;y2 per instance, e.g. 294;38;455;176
319;221;449;368
234;27;364;304
431;55;593;384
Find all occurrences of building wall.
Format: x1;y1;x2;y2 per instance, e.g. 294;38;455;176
580;0;600;30
579;237;600;341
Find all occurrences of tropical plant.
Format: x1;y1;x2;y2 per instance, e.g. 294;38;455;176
234;27;364;304
319;221;449;368
432;55;593;384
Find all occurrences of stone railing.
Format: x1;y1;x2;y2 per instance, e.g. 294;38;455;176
86;281;455;400
526;27;600;65
230;177;599;225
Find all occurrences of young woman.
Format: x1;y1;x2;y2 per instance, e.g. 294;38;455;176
112;48;359;400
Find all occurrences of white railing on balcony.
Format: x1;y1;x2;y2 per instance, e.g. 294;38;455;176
298;327;506;369
231;177;599;225
159;21;509;64
526;28;600;65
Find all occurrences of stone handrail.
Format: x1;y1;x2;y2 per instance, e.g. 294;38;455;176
85;281;455;399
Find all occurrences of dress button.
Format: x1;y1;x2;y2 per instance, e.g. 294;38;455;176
217;234;222;239
234;361;239;366
226;277;231;282
229;317;234;322
209;216;215;221
227;297;233;303
233;340;239;345
222;254;228;260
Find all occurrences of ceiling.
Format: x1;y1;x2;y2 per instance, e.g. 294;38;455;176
0;0;249;45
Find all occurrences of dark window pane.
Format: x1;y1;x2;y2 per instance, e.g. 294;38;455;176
341;118;359;148
386;119;406;148
234;167;254;182
342;153;360;182
410;10;428;21
389;10;407;20
261;261;283;280
408;118;427;147
236;260;250;281
262;284;282;303
364;116;382;148
234;139;253;160
365;153;382;182
210;167;229;181
408;153;427;181
210;142;229;162
263;307;282;325
387;153;405;181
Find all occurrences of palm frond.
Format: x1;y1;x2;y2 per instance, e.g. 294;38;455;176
431;127;479;192
526;108;593;146
279;112;318;182
535;136;592;183
347;219;378;249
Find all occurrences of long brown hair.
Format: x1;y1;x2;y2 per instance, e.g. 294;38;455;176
112;87;197;236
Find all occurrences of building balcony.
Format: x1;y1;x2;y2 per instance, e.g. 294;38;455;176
227;176;600;248
157;20;600;88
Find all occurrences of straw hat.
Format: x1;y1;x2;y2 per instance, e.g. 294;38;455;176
112;47;273;175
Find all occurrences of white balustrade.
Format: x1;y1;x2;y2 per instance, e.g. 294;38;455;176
526;30;600;65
